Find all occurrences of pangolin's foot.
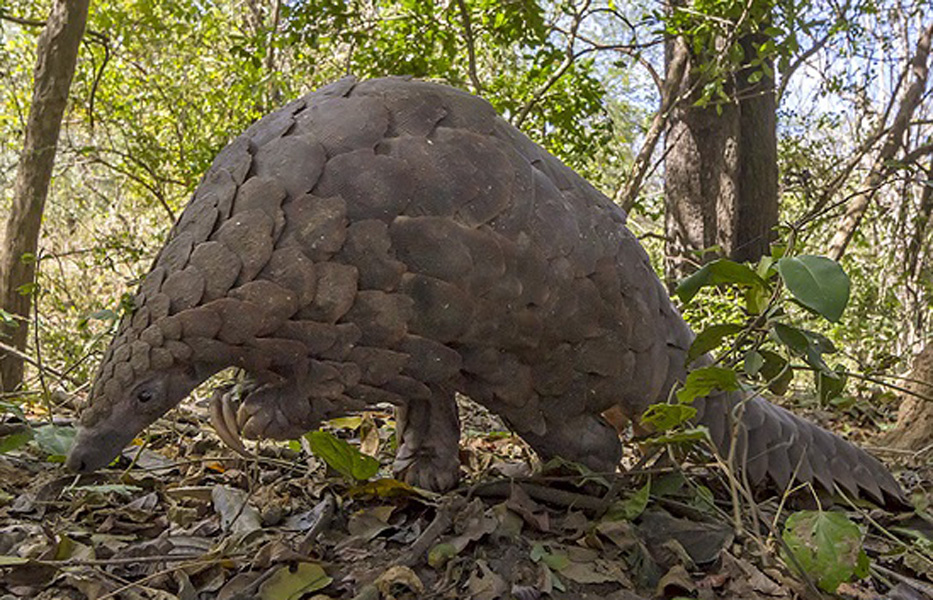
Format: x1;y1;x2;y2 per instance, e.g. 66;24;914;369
209;380;325;452
393;385;461;491
517;412;622;474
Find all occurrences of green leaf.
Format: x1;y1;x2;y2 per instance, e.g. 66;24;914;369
428;543;459;568
782;510;869;593
0;308;17;327
818;366;847;405
305;431;380;482
688;323;743;362
607;481;650;521
643;427;709;445
87;309;118;322
743;350;764;376
758;350;793;395
0;430;33;454
744;283;770;315
71;484;143;495
258;562;332;600
776;256;850;322
675;366;740;404
530;544;570;571
770;323;836;375
675;259;767;304
641;404;697;431
34;425;76;458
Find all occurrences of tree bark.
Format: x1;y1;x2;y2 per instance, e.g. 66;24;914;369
731;31;778;263
827;22;933;261
663;59;739;283
663;26;777;284
0;0;89;392
884;343;933;451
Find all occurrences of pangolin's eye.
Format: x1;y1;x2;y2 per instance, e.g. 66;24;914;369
137;389;154;403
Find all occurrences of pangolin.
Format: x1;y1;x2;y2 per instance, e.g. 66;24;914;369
66;76;905;505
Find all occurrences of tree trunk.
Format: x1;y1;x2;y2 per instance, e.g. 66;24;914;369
732;31;778;263
0;0;89;392
663;44;740;283
663;28;778;284
884;343;933;451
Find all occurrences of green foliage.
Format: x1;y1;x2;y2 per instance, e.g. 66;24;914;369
612;481;651;521
676;250;850;389
0;429;32;454
675;366;741;404
641;403;697;431
782;510;870;593
280;0;611;176
659;249;853;443
305;430;380;483
33;424;76;461
776;255;850;323
675;259;766;305
687;323;742;363
770;322;836;376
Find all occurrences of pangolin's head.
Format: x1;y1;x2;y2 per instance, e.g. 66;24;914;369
65;264;217;473
65;361;205;473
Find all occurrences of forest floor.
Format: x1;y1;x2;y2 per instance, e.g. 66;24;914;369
0;390;930;600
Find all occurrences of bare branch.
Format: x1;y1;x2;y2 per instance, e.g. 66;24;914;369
513;0;591;128
615;36;689;211
455;0;482;93
828;21;933;260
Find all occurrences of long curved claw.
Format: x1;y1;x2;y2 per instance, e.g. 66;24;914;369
209;387;253;458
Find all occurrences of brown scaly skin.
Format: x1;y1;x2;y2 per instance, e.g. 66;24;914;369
67;76;907;507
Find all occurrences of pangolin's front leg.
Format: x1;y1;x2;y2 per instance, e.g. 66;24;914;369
393;384;461;491
209;364;365;452
210;378;319;451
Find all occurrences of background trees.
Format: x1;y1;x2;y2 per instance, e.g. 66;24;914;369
0;0;89;391
0;0;931;444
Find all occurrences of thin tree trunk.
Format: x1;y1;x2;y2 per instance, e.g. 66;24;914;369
0;0;90;392
731;30;778;263
906;159;933;278
827;22;933;261
663;33;742;284
617;37;688;213
884;343;933;451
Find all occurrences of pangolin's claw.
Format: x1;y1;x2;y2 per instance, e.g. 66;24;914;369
209;387;252;458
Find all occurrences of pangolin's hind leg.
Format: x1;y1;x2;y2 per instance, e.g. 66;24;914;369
517;413;622;474
393;384;461;491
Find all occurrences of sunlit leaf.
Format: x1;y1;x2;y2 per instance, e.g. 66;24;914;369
688;323;743;362
0;430;33;454
259;562;332;600
675;366;740;404
783;511;869;593
777;256;850;322
675;259;767;304
305;430;380;482
641;404;697;431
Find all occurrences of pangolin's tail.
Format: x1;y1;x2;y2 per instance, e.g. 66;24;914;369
694;391;907;507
